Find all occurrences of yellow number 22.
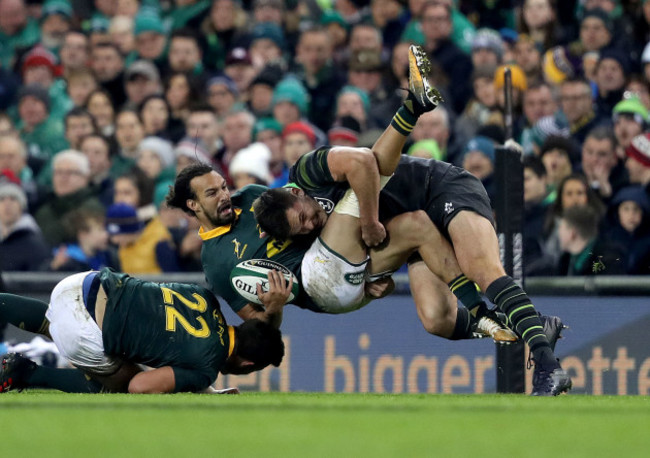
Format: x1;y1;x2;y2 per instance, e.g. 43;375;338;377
162;287;211;338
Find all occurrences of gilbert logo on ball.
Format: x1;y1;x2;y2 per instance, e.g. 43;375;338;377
230;259;300;305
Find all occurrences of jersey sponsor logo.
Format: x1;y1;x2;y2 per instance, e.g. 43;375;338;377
445;202;454;214
315;197;335;214
344;272;365;285
232;239;248;259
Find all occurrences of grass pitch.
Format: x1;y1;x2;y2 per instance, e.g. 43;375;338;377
1;392;649;457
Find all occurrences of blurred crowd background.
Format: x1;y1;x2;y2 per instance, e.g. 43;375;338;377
1;0;650;278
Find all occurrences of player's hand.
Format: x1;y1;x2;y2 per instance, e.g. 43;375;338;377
364;277;395;299
361;220;386;247
257;269;293;310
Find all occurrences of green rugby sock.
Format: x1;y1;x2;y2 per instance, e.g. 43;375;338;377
26;367;103;393
448;275;487;317
0;293;49;335
486;276;557;367
390;106;418;136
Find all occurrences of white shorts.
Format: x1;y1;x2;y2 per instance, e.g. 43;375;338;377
301;237;371;314
45;271;120;375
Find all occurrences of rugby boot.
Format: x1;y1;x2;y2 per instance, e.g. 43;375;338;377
405;45;444;116
531;359;572;396
0;353;36;393
472;309;518;343
495;310;567;351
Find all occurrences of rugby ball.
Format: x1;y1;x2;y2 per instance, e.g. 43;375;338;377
230;259;300;306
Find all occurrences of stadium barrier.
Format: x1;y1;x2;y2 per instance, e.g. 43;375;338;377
3;272;650;395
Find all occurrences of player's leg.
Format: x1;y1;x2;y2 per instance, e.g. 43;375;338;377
0;293;51;338
372;45;443;175
447;210;572;395
368;210;516;342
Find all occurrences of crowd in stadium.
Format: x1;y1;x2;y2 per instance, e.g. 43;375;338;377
1;0;650;279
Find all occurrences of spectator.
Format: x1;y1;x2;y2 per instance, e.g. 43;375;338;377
612;95;648;160
295;27;346;132
328;116;362;148
580;125;628;203
135;136;175;207
133;12;167;65
577;8;613;54
346;49;389;127
214;109;255;181
277;121;316;187
34;149;104;247
523;155;555;275
605;186;650;275
164;72;201;124
39;0;73;51
335;85;371;132
174;137;212;175
514;35;543;86
79;133;114;207
559;77;602;147
247;67;281;118
320;10;349;69
200;0;246;72
66;68;98;108
48;207;116;272
59;30;91;77
460;136;496;204
470;28;504;73
123;59;162;109
419;1;473;114
0;182;49;271
0;135;38;207
167;0;210;31
85;88;116;136
15;84;67;165
167;28;203;76
594;49;629;121
539;135;578;191
90;42;126;107
224;47;257;93
412;105;459;164
520;82;558;155
248;22;286;70
114;108;144;162
105;201;179;274
406;139;443;160
185;106;222;159
271;77;308;126
206;75;239;120
229;142;273;189
455;67;499;146
252;118;284;186
64;107;97;150
0;0;40;69
557;204;625;276
625;132;650;192
108;15;135;56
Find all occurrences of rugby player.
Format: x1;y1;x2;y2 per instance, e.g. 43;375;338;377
254;121;572;395
0;268;285;393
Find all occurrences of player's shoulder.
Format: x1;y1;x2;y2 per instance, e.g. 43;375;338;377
233;184;268;200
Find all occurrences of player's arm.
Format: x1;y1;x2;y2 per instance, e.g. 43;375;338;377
326;146;385;246
237;303;282;328
128;366;176;393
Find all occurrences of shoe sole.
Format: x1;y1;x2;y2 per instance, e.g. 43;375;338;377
408;45;443;106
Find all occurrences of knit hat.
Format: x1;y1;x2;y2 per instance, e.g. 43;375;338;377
642;42;650;64
611;185;650;213
282;121;316;146
138;137;175;168
407;139;444;161
21;46;61;77
272;78;309;114
462;136;495;163
18;84;50;112
252;117;282;141
613;95;649;125
250;22;285;50
328;116;361;145
87;16;110;33
499;27;518;45
106;203;144;235
320;10;348;30
174;137;212;165
543;46;581;84
349;49;383;72
207;75;239;97
531;113;571;147
125;60;160;82
471;28;504;59
625;133;650;168
493;64;527;91
337;85;370;114
582;8;613;34
229;142;272;184
0;183;27;210
598;48;630;75
134;13;164;36
250;64;283;89
41;0;72;20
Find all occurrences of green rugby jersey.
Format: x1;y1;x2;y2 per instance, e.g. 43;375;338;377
200;185;318;313
99;268;232;392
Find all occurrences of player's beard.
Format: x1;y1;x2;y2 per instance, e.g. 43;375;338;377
204;201;235;227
